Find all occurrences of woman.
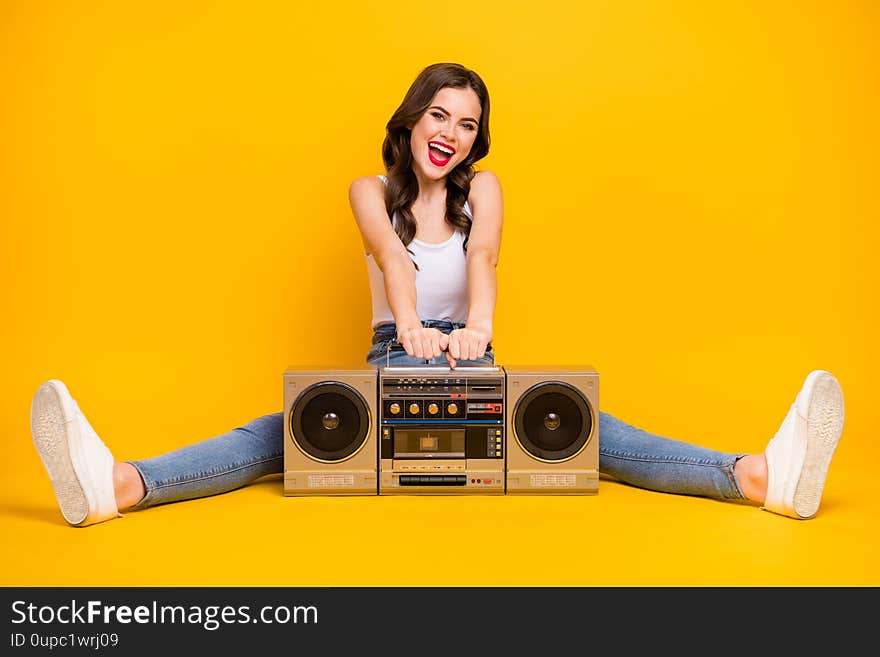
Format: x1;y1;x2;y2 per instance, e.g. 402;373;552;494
29;63;845;527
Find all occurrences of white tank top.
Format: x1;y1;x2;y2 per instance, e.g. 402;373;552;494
366;176;470;329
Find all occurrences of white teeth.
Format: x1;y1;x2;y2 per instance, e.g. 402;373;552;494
430;142;454;155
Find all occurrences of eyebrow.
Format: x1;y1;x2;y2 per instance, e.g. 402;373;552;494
429;105;479;125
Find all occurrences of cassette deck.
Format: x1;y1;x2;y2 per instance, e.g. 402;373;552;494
378;366;505;494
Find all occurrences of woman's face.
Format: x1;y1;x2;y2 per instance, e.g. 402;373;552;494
409;86;482;182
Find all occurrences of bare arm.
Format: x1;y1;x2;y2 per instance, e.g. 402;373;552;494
349;176;448;358
447;170;504;364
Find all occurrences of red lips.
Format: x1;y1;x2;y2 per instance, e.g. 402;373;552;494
429;140;456;154
428;140;455;167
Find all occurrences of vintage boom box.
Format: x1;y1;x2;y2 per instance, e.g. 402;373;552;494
283;363;599;496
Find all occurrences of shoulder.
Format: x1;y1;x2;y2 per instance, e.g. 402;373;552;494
472;169;500;186
349;175;386;201
468;170;502;207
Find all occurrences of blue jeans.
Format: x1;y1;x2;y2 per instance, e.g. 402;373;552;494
128;320;747;510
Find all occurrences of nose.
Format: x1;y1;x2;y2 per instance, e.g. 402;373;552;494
438;124;455;144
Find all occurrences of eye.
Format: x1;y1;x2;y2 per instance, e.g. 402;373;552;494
431;112;445;120
461;123;476;132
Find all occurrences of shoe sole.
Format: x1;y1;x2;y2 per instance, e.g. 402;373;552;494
30;381;89;525
793;371;845;518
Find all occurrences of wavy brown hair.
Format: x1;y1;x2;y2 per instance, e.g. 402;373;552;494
382;63;491;265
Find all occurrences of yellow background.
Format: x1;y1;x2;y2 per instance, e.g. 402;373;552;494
2;1;877;586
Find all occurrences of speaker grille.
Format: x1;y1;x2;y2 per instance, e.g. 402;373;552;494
513;381;593;462
290;381;371;463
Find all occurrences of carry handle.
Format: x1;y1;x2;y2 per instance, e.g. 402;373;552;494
385;339;497;370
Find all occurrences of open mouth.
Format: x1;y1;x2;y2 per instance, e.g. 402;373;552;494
427;141;455;167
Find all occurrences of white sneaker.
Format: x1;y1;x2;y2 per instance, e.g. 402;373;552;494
763;370;845;519
30;380;120;526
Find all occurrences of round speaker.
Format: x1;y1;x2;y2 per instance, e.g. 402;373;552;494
513;381;594;462
290;381;371;463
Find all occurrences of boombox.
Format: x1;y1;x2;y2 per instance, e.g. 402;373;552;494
283;363;599;496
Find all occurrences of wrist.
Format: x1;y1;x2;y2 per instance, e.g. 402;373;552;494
465;320;493;334
395;316;423;335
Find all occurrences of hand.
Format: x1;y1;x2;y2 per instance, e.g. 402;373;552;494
446;326;492;368
396;327;450;360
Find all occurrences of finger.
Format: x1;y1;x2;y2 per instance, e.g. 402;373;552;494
445;351;457;369
439;333;450;352
470;338;481;361
448;331;460;359
412;335;425;359
401;336;415;357
477;340;488;359
432;334;443;358
464;336;477;361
